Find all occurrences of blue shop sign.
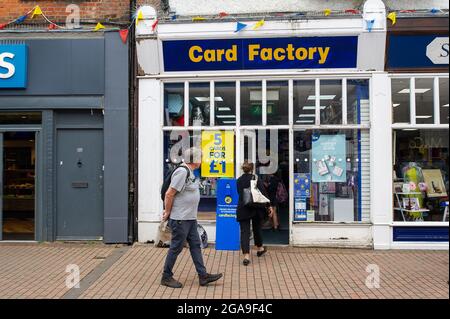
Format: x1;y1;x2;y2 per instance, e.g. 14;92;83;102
0;44;28;89
387;35;449;69
163;36;358;72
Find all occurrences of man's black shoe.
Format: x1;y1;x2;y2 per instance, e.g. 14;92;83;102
161;277;183;288
199;273;223;286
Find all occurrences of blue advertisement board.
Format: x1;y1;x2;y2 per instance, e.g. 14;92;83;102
163;36;358;72
311;133;346;183
216;178;240;251
294;173;311;198
387;35;449;69
0;44;28;89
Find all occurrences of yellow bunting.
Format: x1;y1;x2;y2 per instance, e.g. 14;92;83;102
94;22;105;31
136;10;144;26
252;19;265;30
31;6;43;19
192;16;206;22
324;9;331;16
387;12;396;25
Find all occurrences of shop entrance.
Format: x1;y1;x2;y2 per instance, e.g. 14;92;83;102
241;129;290;245
0;131;36;241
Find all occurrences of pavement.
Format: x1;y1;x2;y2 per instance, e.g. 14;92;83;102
0;242;448;299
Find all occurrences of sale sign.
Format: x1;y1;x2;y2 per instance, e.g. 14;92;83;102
201;131;234;178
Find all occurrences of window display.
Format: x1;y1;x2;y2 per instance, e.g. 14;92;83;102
241;81;263;125
266;81;289;125
164;83;185;127
393;129;449;222
189;82;211;126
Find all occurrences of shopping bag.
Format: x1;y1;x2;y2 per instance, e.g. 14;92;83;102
155;220;172;247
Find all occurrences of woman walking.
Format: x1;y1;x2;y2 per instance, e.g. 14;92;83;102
236;161;273;266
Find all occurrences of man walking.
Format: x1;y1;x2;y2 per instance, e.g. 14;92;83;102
161;148;223;289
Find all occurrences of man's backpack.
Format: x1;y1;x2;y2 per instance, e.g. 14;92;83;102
160;165;190;202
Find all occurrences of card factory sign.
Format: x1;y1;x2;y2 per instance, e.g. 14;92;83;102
163;36;358;72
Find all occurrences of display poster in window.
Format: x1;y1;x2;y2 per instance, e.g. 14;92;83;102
311;134;346;183
294;198;307;221
201;131;235;178
422;169;448;198
294;173;311;198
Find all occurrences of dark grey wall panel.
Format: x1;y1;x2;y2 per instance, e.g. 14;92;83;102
103;32;129;243
0;38;105;96
0;96;103;109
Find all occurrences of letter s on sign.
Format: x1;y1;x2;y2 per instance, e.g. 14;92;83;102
0;52;15;79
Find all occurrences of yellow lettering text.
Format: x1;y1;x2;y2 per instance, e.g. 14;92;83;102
318;47;330;64
273;48;286;61
189;46;203;63
204;49;216;62
248;44;261;61
295;48;308;60
261;48;273;61
226;45;238;62
308;47;317;60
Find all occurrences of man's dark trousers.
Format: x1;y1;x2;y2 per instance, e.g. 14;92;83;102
163;219;207;279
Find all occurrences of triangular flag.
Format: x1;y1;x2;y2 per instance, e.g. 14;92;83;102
387;12;396;25
430;8;440;14
119;29;129;43
219;12;229;18
171;15;178;20
324;9;331;16
31;6;43;19
0;23;8;30
400;10;416;13
366;19;375;32
192;16;206;22
252;19;265;30
48;23;58;30
234;22;247;33
151;19;159;31
345;9;359;14
15;14;28;24
136;10;144;26
94;22;105;31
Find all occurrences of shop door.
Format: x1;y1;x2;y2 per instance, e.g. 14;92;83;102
56;129;104;240
240;129;290;245
0;131;37;241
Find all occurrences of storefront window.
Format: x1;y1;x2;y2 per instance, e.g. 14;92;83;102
267;81;289;125
293;80;316;125
189;82;211;126
347;79;370;125
293;129;370;223
440;78;449;125
415;78;434;124
0;112;42;125
215;82;236;126
241;81;262;126
393;129;449;222
163;83;185;127
320;80;342;125
392;78;411;124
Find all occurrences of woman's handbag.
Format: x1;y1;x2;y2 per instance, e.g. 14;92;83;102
243;175;270;207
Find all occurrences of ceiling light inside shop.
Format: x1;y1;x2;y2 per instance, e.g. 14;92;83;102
307;95;336;100
218;107;232;111
216;115;236;118
296;120;314;124
402;129;418;131
222;121;236;124
443;104;449;107
250;90;279;101
393;104;400;107
298;114;316;118
398;89;430;94
302;106;327;110
195;97;224;102
416;115;432;119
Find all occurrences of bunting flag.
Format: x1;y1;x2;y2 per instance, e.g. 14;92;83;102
252;19;265;30
430;8;441;14
31;6;43;19
234;22;247;33
192;16;206;22
171;14;178;20
345;9;360;14
366;19;375;32
151;19;159;31
94;22;105;31
15;14;28;24
324;9;331;16
400;10;416;13
48;23;58;30
136;10;144;26
387;12;397;25
218;12;229;18
119;29;129;43
0;23;7;30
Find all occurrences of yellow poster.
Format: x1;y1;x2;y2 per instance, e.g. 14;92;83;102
201;131;235;178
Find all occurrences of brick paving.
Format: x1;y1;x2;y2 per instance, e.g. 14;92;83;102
0;243;448;299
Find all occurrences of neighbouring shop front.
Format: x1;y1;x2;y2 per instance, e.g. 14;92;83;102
0;33;129;243
371;17;449;249
136;7;389;248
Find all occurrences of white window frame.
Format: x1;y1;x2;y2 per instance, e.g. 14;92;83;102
390;73;450;227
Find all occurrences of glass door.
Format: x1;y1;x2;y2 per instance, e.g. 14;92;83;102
1;131;36;240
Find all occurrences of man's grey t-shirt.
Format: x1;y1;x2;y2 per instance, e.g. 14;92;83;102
169;165;200;220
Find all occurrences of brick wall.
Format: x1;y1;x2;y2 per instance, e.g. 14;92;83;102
0;0;135;24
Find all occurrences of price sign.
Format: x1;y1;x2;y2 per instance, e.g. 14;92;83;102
201;131;234;178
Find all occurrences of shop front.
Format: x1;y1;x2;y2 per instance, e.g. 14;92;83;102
0;33;129;243
136;7;387;248
372;17;449;249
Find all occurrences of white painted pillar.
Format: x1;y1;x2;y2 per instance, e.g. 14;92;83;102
371;73;393;250
138;78;164;242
